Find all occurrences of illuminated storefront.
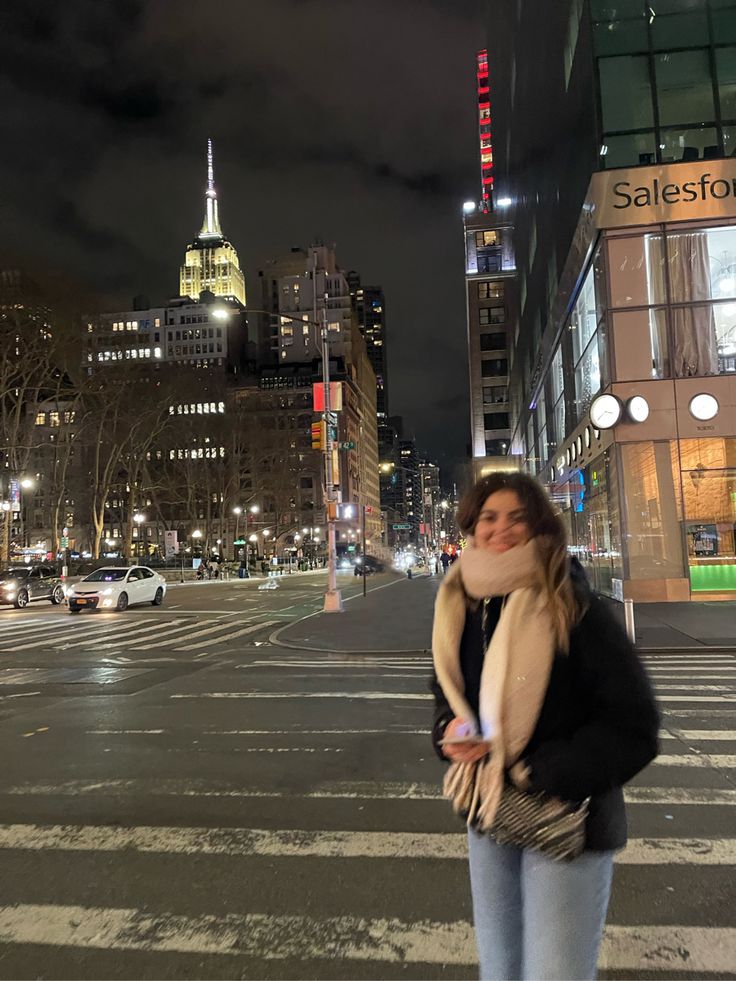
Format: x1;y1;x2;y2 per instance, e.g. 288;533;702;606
519;159;736;602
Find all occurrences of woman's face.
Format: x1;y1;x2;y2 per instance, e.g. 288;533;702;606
474;489;531;554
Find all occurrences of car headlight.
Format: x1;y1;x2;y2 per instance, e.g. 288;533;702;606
66;587;75;598
100;588;113;596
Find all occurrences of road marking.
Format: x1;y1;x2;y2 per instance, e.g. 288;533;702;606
653;684;736;692
0;823;733;865
173;620;279;651
664;729;736;740
653;754;736;767
655;695;736;702
131;619;232;651
141;620;247;650
35;620;184;653
170;691;434;700
0;903;730;972
84;728;431;736
6;780;736;805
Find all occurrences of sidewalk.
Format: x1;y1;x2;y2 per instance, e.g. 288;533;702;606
273;572;736;653
272;574;438;653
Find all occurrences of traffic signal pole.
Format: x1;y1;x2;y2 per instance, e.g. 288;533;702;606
321;305;343;613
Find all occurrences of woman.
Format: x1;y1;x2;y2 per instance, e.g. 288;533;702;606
431;472;659;981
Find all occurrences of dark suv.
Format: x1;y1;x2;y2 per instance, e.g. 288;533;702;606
0;566;65;609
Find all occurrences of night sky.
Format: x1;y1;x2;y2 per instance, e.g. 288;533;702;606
0;0;484;473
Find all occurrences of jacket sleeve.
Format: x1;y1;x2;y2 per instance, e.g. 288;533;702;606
524;596;660;801
429;671;454;763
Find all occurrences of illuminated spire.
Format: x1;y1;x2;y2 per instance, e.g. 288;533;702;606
199;138;223;240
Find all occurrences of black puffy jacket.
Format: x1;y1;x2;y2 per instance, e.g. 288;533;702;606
430;565;660;851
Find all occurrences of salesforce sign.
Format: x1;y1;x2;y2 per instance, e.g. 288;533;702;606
591;159;736;229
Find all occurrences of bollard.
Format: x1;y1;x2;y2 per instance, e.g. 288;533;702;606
624;598;636;644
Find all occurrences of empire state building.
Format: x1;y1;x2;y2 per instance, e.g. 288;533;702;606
179;140;246;305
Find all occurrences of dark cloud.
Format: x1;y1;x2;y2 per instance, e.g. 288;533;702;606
0;0;484;472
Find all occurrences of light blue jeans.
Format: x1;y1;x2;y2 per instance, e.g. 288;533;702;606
467;829;614;981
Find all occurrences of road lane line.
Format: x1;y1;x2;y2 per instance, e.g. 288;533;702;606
169;691;434;700
665;729;736;740
0;824;733;864
173;620;279;651
653;754;736;767
0;904;731;972
6;780;736;806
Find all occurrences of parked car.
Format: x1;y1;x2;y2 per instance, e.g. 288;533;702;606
67;566;167;613
0;566;65;609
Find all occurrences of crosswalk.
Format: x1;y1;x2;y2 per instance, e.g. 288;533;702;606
0;648;732;978
0;612;280;656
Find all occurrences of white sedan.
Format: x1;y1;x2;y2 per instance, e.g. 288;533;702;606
67;566;167;613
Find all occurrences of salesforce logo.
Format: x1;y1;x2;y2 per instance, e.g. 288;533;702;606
613;173;736;209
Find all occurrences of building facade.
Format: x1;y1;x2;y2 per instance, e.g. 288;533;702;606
487;0;736;601
464;208;518;477
350;278;389;421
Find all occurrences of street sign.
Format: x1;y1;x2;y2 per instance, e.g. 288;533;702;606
60;536;69;548
233;538;246;546
392;523;411;530
339;441;355;450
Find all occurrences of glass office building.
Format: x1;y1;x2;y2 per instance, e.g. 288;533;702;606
592;1;736;169
486;0;736;602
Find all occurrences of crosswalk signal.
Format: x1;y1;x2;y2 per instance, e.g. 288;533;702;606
311;421;326;450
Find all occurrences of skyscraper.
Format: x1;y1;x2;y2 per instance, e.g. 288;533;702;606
180;141;246;305
349;274;389;421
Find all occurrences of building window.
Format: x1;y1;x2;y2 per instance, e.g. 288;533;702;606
599;54;654;132
483;384;508;404
481;358;508;377
485;438;509;455
479;306;506;326
484;412;510;430
475;230;499;248
480;332;507;352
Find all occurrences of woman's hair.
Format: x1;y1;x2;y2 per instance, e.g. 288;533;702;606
456;472;583;649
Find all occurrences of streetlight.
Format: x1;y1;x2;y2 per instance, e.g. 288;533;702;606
232;506;242;560
133;512;145;558
250;505;259;514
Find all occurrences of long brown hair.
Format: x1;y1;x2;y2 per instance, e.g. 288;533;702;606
456;472;583;649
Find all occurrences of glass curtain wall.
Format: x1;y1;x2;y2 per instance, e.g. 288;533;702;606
591;0;736;168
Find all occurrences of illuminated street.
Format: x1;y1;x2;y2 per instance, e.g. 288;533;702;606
0;576;730;978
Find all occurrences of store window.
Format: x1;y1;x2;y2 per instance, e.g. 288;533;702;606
680;437;736;592
612;307;669;380
620;441;685;581
607;233;667;308
550;346;566;448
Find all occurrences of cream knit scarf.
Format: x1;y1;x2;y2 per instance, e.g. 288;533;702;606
431;539;555;830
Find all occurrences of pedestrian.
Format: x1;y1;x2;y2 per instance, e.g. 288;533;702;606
440;551;450;574
210;557;219;580
430;472;659;981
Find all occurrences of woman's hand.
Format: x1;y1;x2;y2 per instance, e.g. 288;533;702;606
441;717;490;763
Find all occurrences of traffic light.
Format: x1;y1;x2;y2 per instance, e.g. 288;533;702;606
311;421;326;450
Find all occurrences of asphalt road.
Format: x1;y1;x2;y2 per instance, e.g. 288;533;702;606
0;574;733;979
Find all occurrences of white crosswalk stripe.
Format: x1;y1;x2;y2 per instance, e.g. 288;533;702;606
0;614;278;655
0;650;732;977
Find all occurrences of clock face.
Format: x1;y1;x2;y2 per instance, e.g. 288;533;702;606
590;394;622;430
627;395;650;423
689;393;719;421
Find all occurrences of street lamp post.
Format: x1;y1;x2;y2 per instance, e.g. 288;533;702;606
232;506;242;560
133;512;145;560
